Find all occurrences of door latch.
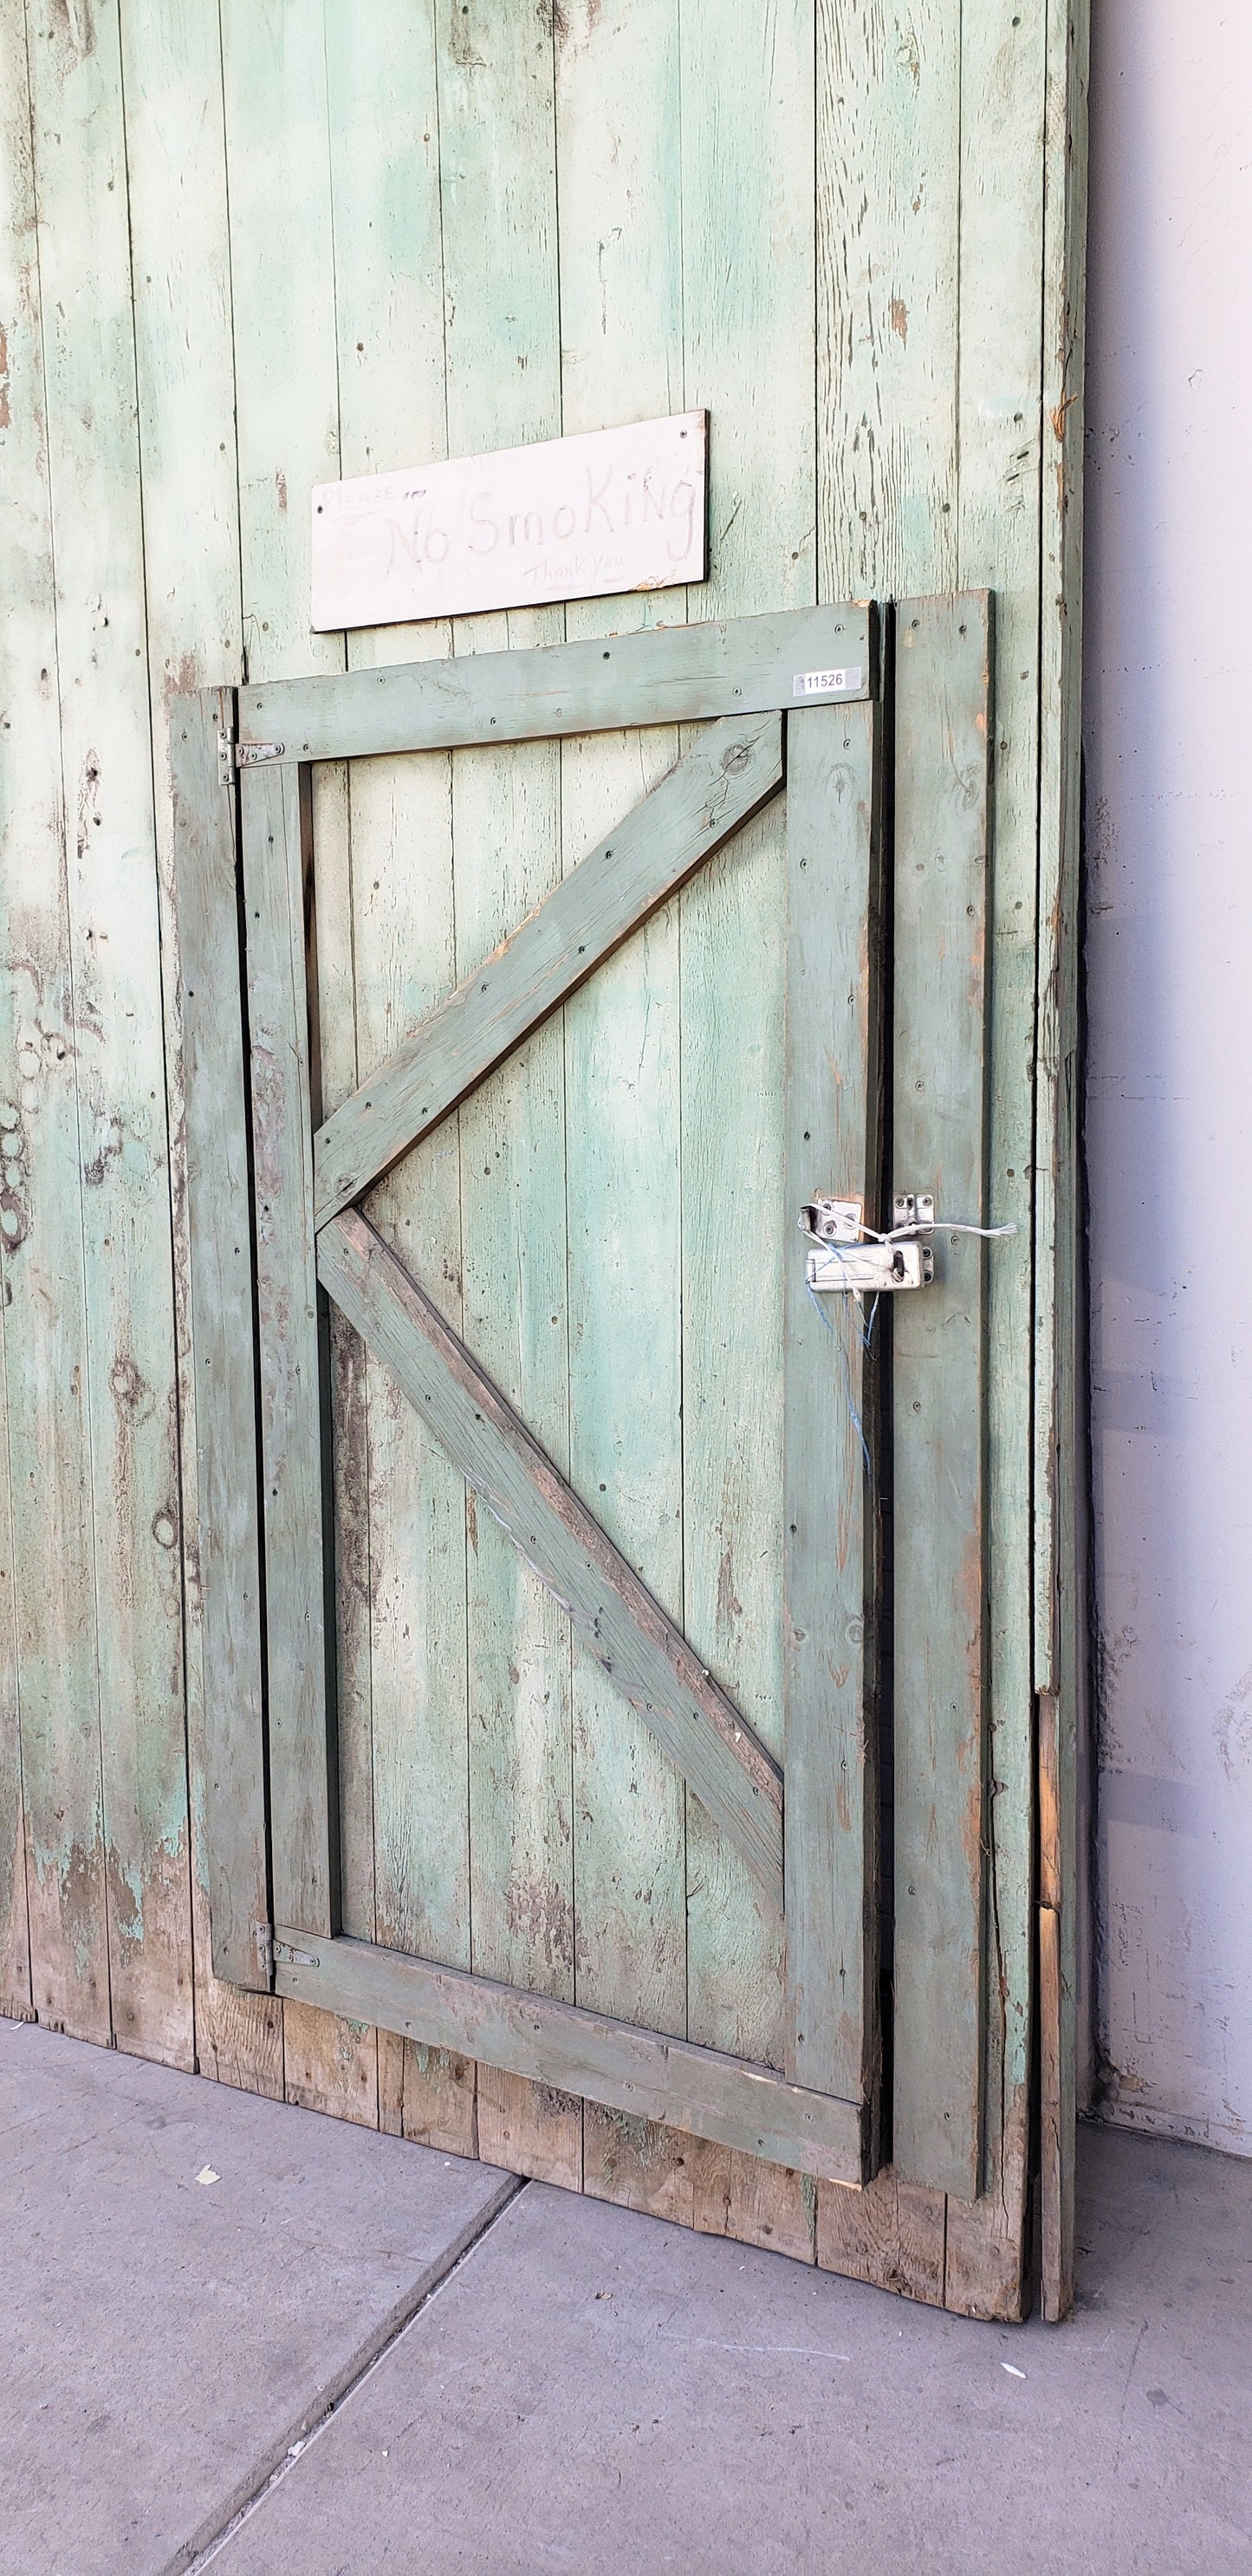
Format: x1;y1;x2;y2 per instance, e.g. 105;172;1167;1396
801;1192;935;1293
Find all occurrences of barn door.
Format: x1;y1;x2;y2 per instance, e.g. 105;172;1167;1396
173;595;992;2199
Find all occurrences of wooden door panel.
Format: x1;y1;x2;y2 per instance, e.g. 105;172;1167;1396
180;599;1005;2199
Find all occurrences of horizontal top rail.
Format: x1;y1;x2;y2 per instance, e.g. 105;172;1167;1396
237;601;876;764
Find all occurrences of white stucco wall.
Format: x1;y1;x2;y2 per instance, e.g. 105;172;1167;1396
1085;1;1252;2153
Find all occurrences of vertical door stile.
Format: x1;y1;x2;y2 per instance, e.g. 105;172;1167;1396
170;688;269;1989
241;762;336;1940
782;692;883;2136
891;593;994;2202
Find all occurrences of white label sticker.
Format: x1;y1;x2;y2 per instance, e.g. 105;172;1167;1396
793;665;863;698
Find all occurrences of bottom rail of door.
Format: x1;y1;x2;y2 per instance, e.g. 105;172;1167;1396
275;1928;866;2186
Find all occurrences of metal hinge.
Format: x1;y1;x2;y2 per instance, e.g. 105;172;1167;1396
217;730;285;782
273;1935;321;1970
801;1192;936;1294
254;1919;275;1982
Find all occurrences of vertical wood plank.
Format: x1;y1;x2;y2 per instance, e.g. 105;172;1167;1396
436;0;580;2186
953;0;1055;2307
817;0;961;607
1034;0;1091;2326
678;0;814;2074
817;2166;947;2305
120;0;282;2087
814;0;963;2292
23;0;191;2063
3;0;116;2047
169;691;269;1990
241;762;334;1939
0;1277;27;2011
222;0;375;2119
783;697;881;2112
891;592;992;2203
555;0;687;2044
323;0;468;1993
0;0;49;2026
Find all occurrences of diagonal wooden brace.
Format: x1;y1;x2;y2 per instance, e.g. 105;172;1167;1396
318;1208;786;1907
313;710;784;1226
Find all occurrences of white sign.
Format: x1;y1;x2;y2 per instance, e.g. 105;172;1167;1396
310;412;708;633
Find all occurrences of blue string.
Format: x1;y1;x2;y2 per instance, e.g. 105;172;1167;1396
805;1265;877;1484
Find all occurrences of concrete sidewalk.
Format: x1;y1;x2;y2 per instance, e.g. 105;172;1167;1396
3;2019;1249;2576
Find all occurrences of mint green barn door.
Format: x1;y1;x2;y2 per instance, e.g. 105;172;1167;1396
175;594;992;2201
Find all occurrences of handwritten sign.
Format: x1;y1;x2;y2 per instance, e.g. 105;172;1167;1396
310;412;708;633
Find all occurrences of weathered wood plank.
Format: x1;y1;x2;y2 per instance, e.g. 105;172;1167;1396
782;698;883;2103
24;0;192;2063
240;762;335;1936
436;0;576;2188
678;0;815;2080
438;4;574;2194
2;0;113;2046
221;0;376;2124
1039;1685;1069;2312
237;604;872;764
891;593;993;2203
0;1239;27;2013
555;0;689;2046
954;0;1055;2320
322;0;464;1981
169;691;268;1989
314;713;783;1226
120;0;283;2086
817;2166;947;2306
1034;0;1091;2326
319;1210;785;1899
275;1929;862;2183
0;3;49;2026
817;0;962;607
815;0;964;2289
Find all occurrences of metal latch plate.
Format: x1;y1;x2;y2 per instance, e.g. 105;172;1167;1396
801;1192;935;1294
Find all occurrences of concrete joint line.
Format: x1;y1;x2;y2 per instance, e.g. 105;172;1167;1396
175;2173;527;2575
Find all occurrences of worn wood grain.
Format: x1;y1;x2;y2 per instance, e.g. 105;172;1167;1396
0;1196;26;2010
319;1211;785;1898
24;0;191;2064
891;593;992;2203
378;2026;478;2158
276;1928;862;2183
120;0;284;2090
818;0;961;608
817;2165;947;2306
677;0;816;2093
435;2;576;2196
238;604;872;765
956;0;1056;2319
220;0;377;2125
322;0;458;1989
314;713;783;1226
1;0;109;2046
169;691;268;1989
554;0;689;2049
1034;0;1091;2327
783;698;883;2107
0;3;45;2026
241;763;335;1936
